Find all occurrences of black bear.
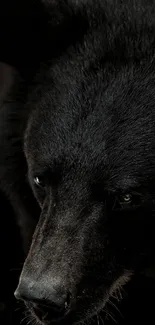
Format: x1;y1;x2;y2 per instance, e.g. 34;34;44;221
1;1;155;325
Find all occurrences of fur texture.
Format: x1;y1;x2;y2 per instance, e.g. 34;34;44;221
1;0;155;324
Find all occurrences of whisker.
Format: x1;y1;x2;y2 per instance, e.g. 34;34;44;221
98;313;105;325
105;309;118;324
108;299;122;317
96;314;100;325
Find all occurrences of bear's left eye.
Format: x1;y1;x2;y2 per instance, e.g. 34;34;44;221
33;176;45;189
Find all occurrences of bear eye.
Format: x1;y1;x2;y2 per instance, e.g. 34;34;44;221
33;176;45;189
121;193;132;203
110;191;142;212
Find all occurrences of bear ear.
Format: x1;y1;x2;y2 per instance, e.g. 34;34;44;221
0;0;87;73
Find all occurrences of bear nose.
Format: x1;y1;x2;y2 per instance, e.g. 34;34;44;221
14;278;72;322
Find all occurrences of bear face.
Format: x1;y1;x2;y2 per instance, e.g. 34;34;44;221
16;55;155;325
14;1;155;324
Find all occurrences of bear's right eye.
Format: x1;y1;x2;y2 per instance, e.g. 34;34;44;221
120;193;132;204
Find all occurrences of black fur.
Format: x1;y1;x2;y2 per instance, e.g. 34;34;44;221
1;0;155;324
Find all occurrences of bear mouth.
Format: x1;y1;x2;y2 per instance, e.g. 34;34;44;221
25;271;132;325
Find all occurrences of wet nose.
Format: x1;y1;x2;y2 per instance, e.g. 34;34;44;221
14;278;72;322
